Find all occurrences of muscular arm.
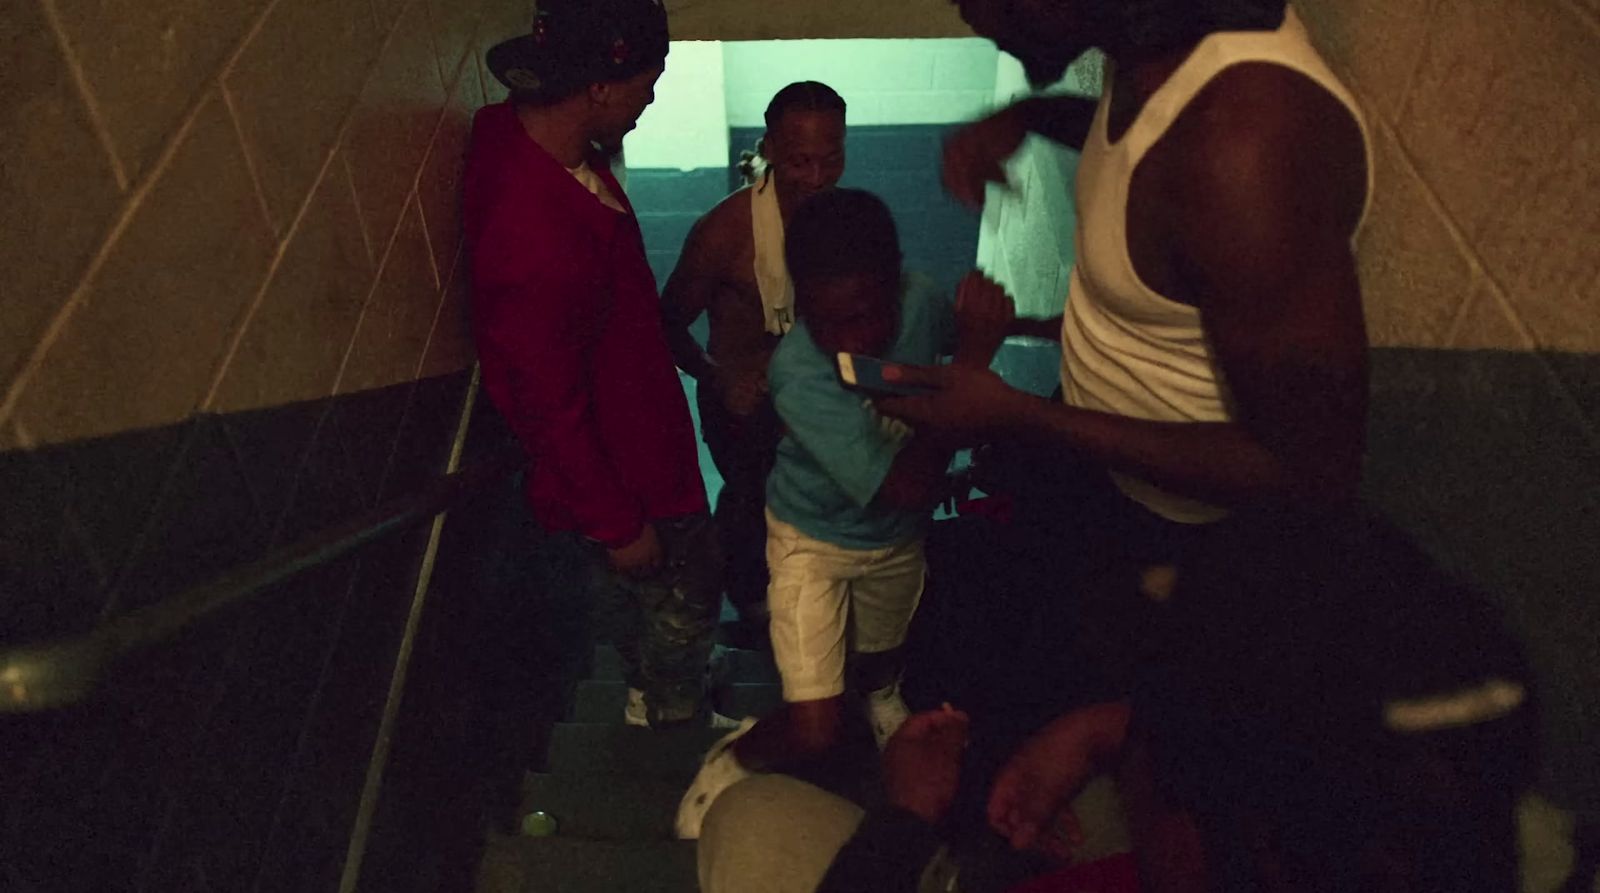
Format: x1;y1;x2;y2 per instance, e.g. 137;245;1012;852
1025;66;1368;505
897;66;1369;508
659;212;724;382
1177;65;1370;501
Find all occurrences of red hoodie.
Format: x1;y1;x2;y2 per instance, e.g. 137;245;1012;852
462;102;706;547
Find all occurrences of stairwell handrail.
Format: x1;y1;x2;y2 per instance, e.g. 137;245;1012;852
0;445;524;714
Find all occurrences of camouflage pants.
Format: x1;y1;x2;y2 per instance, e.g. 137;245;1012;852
586;513;722;725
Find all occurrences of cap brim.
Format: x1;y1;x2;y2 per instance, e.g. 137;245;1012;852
486;35;543;91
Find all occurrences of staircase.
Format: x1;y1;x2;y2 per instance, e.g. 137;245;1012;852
476;637;784;893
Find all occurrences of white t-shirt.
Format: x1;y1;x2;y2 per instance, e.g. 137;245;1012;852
567;162;625;213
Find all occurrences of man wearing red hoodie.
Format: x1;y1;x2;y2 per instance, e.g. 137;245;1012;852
464;0;721;728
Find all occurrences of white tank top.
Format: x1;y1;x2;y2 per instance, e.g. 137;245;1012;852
1061;7;1373;523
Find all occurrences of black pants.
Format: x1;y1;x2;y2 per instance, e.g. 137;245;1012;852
697;387;782;621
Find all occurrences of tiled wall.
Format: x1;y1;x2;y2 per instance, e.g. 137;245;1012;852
632;167;735;289
1;0;523;633
1291;0;1600;815
2;0;503;451
626;40;730;172
1;0;537;889
664;0;971;41
1294;0;1599;356
723;38;999;126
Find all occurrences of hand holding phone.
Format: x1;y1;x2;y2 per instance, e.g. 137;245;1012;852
836;353;938;397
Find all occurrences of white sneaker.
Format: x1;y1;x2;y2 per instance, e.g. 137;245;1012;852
708;711;744;730
674;717;758;839
627;686;744;730
867;683;911;751
624;687;650;727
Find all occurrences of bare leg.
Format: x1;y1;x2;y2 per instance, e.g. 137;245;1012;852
730;697;846;772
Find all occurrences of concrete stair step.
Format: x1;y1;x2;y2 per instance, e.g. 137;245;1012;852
710;681;784;722
545;722;722;782
592;644;781;685
589;645;622;682
518;771;685;841
568;679;630;724
479;832;697;893
720;647;780;685
570;679;784;724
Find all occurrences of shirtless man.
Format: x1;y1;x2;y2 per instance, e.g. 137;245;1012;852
661;82;847;638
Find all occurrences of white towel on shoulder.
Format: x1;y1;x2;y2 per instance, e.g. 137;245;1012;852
750;171;795;336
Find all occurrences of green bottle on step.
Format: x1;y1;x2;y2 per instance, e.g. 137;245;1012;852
519;811;559;837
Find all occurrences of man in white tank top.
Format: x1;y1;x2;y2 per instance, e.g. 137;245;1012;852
863;2;1536;891
890;0;1372;525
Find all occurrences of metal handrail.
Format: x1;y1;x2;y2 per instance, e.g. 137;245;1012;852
0;446;523;714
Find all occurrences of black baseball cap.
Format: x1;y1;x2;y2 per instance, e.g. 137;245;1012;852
487;0;669;99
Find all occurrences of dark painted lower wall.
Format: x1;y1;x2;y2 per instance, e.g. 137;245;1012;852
975;342;1600;815
1364;348;1600;815
0;368;477;891
629;167;734;292
3;341;1594;893
356;400;601;891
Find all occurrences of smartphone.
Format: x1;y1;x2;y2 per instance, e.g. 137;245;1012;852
835;352;936;397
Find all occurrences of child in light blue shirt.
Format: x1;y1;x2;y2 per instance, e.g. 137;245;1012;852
677;188;1014;839
765;269;953;550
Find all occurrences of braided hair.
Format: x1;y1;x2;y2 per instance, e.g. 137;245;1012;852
738;81;847;184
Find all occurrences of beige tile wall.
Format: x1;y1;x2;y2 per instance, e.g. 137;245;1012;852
0;0;530;451
7;0;1593;450
1296;0;1600;362
663;0;970;41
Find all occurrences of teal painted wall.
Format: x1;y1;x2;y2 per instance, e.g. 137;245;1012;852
723;38;999;127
